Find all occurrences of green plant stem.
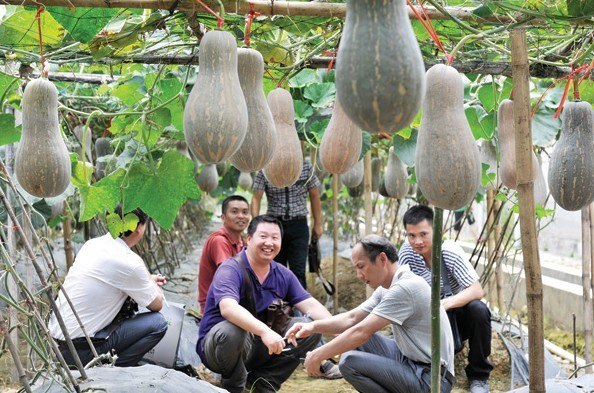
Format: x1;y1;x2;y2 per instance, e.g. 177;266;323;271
431;207;444;393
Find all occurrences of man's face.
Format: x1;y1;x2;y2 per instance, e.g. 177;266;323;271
405;219;433;257
351;244;383;289
222;200;249;233
246;222;282;264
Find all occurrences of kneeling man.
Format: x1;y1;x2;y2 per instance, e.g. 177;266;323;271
286;235;455;393
197;215;332;393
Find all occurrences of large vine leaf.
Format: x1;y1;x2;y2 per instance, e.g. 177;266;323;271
392;128;418;167
289;69;321;88
303;83;336;109
0;114;21;146
122;151;201;229
71;160;123;221
0;8;62;48
294;100;314;123
47;7;118;43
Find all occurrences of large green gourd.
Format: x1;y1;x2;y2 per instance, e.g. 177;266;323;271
15;79;71;197
319;99;362;174
548;101;594;211
415;64;481;210
263;88;303;188
335;0;425;133
183;30;248;164
384;146;408;199
230;48;277;172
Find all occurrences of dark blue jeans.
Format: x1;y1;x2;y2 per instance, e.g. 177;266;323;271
61;311;167;367
275;218;309;289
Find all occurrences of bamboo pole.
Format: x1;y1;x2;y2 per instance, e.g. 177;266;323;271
0;319;32;393
494;198;505;311
332;175;339;312
364;152;373;298
486;190;497;306
430;207;444;393
63;205;74;271
510;29;545;393
0;0;530;22
582;206;593;371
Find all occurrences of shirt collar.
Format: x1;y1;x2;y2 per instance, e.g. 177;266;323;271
220;226;243;246
390;264;411;287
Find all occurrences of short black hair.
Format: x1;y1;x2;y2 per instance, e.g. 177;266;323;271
403;205;434;227
114;206;148;238
357;235;398;264
222;195;249;214
247;215;283;238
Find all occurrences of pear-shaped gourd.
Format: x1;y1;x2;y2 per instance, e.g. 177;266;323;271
335;0;425;133
319;99;362;174
415;64;481;210
15;79;71;197
384;146;408;199
263;88;303;188
480;140;499;190
183;30;248;164
378;176;390;198
497;99;540;190
176;140;192;159
230;49;277;172
371;157;382;192
216;161;229;177
73;125;92;163
197;164;219;193
238;171;253;190
548;101;594;211
95;137;112;180
341;159;364;188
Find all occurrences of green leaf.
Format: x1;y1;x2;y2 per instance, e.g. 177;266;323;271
566;0;594;16
465;106;492;140
472;4;494;18
48;7;117;43
495;192;507;203
112;78;145;106
532;108;561;147
392;128;418;167
535;204;554;218
309;119;330;143
0;71;19;106
0;114;21;146
70;160;94;188
76;169;124;221
477;84;497;112
289;69;321;88
294;100;314;123
578;80;594;106
106;211;139;238
0;9;62;47
303;83;336;108
360;131;371;161
481;163;497;188
123;151;201;229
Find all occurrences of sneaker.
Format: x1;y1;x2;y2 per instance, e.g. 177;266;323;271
317;359;343;380
469;379;489;393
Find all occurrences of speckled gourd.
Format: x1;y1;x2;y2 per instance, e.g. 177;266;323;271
230;48;277;172
197;164;219;193
335;0;425;133
73;125;92;163
497;99;540;190
384;146;408;199
183;30;248;164
479;140;499;190
415;64;481;210
319;99;362;174
548;101;594;211
15;79;71;197
94;137;112;180
238;171;253;190
263;88;303;188
341;159;364;188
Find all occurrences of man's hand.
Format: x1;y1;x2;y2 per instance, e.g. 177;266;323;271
261;329;286;355
441;296;455;311
304;349;324;377
312;223;323;239
151;274;167;287
285;322;315;346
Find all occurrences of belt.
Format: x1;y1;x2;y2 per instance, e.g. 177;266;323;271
273;215;307;221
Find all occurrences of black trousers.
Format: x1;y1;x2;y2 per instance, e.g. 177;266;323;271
454;300;493;380
274;218;309;289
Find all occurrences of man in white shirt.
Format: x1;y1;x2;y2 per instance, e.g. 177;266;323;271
49;208;167;367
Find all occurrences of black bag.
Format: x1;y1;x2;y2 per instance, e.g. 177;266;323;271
441;259;464;353
265;299;294;335
307;235;335;296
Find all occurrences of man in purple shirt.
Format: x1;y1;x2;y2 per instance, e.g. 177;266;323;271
197;215;332;393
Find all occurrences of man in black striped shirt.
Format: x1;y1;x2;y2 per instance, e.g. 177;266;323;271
399;205;492;393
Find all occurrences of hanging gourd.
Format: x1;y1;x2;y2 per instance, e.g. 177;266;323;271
176;140;192;159
415;64;481;210
378;176;390;198
347;180;364;198
230;48;277;172
335;0;425;133
263;88;303;188
183;30;248;164
197;164;219;193
384;146;408;199
480;140;499;190
497;99;540;190
216;161;229;177
15;79;71;198
371;157;382;192
319;99;362;174
341;159;364;188
548;101;594;211
73;125;92;163
95;137;112;180
238;171;253;190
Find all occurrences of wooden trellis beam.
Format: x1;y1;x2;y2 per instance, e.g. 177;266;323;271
0;0;532;23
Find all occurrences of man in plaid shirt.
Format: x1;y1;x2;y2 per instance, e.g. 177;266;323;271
251;161;323;290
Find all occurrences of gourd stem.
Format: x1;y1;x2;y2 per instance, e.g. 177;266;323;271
430;207;443;393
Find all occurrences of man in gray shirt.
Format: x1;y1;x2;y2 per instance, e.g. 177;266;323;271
285;235;455;393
